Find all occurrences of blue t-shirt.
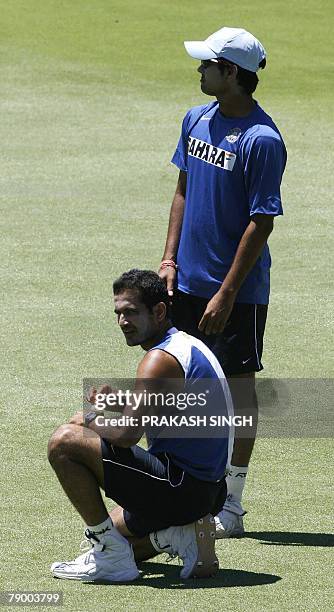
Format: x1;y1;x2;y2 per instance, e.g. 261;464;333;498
171;101;287;304
148;327;234;482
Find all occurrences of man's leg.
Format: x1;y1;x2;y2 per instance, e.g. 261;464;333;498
48;424;139;582
214;304;266;537
110;505;157;562
107;458;220;570
104;450;221;578
214;372;258;536
48;424;219;580
172;296;266;537
110;506;218;578
228;373;257;465
48;424;108;525
48;426;214;576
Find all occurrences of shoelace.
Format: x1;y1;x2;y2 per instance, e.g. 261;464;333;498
79;538;92;554
164;551;179;564
79;529;105;554
164;526;190;565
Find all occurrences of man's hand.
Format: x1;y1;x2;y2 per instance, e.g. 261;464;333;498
85;384;114;407
68;411;86;427
198;289;236;335
159;170;186;299
158;265;177;298
198;215;274;336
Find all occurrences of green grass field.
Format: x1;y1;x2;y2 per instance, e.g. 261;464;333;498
1;1;333;610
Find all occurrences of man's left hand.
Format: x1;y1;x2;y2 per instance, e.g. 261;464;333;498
198;289;236;335
68;411;86;427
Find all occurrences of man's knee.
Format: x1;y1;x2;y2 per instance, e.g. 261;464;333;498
47;424;78;466
47;425;104;485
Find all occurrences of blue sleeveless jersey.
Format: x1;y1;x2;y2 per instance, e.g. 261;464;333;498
148;327;234;482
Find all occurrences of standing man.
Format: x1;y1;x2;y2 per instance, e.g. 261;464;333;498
159;27;287;537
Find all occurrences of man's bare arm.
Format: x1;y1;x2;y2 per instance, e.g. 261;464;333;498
87;350;183;447
199;214;274;335
159;170;187;296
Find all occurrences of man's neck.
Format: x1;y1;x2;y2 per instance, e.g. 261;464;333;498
217;92;255;118
141;321;173;351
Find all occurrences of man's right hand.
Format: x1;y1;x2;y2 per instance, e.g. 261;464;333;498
86;384;114;407
158;265;176;298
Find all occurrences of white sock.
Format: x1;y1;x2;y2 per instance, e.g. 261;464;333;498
149;529;172;554
226;465;248;504
86;516;114;535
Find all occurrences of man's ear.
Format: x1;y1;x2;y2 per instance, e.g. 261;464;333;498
227;63;238;80
153;301;167;322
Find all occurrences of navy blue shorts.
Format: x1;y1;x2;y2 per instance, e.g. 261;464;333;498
101;440;226;538
172;290;268;376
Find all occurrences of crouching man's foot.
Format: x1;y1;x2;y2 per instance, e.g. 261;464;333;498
151;514;218;579
215;496;246;539
51;526;139;583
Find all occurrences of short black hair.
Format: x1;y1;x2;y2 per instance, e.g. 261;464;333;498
218;57;266;95
113;269;171;318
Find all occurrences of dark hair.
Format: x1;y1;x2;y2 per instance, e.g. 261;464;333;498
113;269;171;318
218;57;266;95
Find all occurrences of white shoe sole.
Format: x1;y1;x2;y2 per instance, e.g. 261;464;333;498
51;564;139;583
182;514;219;579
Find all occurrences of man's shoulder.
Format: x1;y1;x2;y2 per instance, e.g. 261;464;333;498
188;101;218;114
242;123;284;143
242;104;285;145
240;109;286;155
182;102;218;126
137;348;183;379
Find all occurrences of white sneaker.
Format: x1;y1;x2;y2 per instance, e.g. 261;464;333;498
215;497;246;539
51;528;139;582
152;514;218;579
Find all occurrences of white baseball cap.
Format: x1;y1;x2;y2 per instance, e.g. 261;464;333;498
184;27;266;72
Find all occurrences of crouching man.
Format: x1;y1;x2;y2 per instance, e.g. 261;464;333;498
48;270;234;582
